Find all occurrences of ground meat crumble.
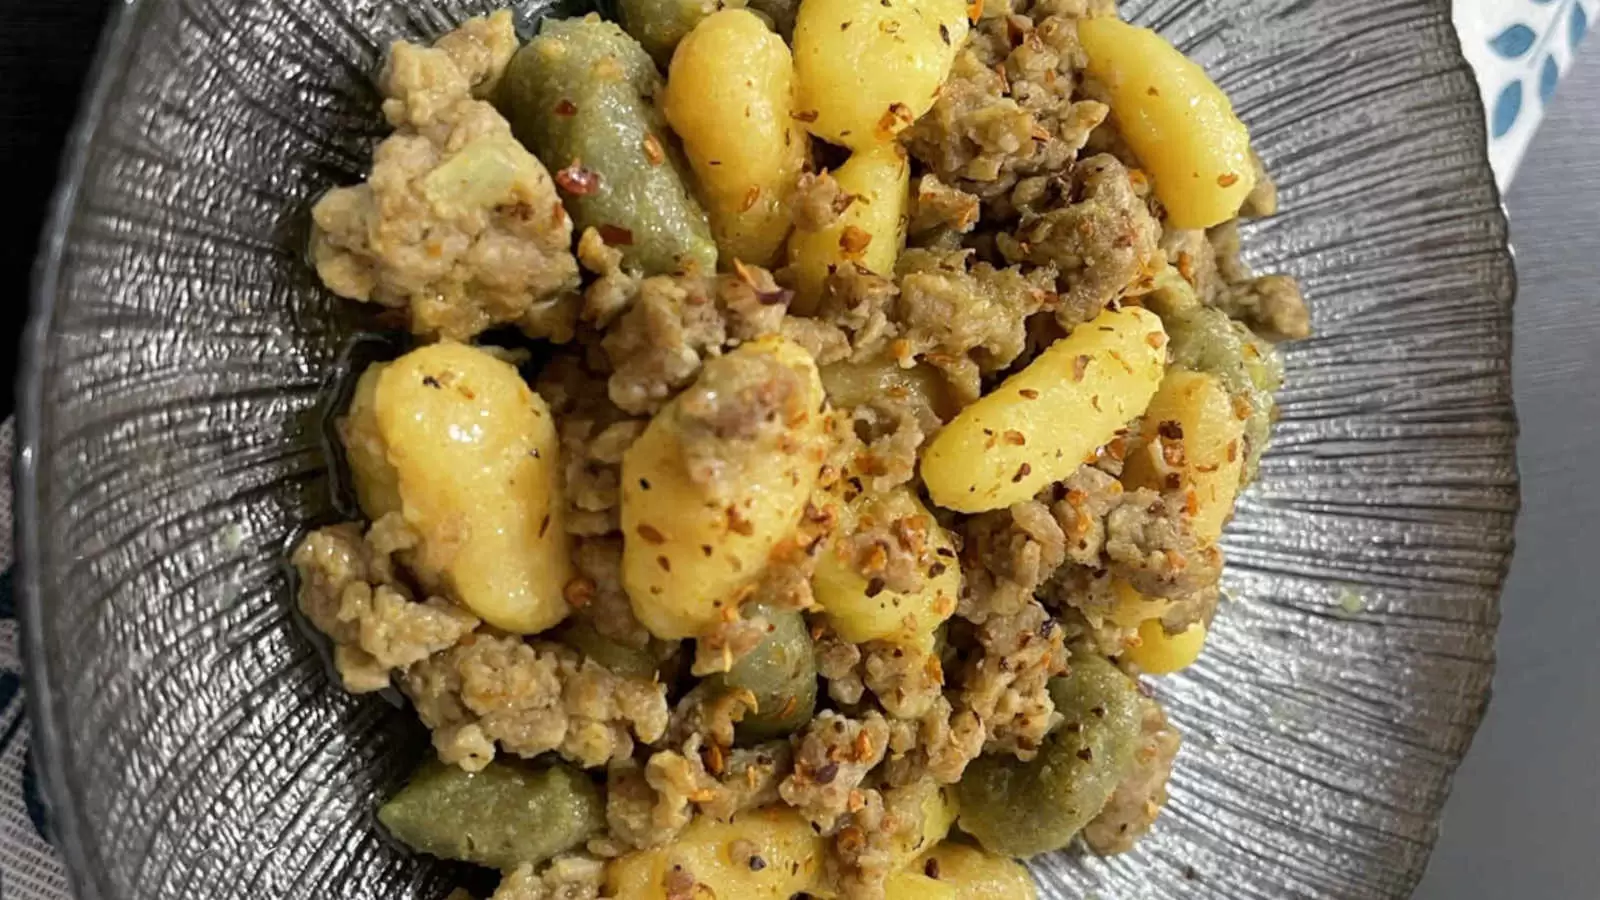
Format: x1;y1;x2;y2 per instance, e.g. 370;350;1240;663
402;634;669;771
309;11;581;341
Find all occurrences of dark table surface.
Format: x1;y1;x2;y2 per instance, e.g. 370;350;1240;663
1;2;108;420
5;2;1597;896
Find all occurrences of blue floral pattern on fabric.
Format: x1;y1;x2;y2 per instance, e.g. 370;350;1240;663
1486;0;1593;138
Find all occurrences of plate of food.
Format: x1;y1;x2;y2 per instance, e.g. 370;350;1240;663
17;0;1517;899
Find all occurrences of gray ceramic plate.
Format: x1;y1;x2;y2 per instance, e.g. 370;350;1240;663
17;0;1517;897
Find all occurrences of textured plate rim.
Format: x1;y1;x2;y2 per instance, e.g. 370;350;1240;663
13;2;1518;899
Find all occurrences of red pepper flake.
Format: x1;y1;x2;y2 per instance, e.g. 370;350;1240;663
1012;462;1032;483
967;0;983;21
1146;331;1167;349
1018;388;1039;399
637;523;667;544
741;184;761;212
554;98;577;117
642;133;665;166
791;109;820;123
563;576;597;608
599;224;635;246
555;160;600;196
1073;354;1091;381
1003;430;1026;446
839;225;873;259
727;506;755;536
864;577;887;598
1218;172;1240;187
875;102;914;139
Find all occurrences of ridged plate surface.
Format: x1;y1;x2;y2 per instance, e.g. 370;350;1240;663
17;0;1517;898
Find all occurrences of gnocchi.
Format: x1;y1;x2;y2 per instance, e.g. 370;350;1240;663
885;870;957;900
350;343;572;634
1123;617;1209;675
1078;17;1256;229
812;484;960;648
663;9;810;267
606;806;825;900
792;0;969;149
921;306;1168;513
787;142;911;308
1122;368;1246;543
914;843;1038;900
620;336;829;639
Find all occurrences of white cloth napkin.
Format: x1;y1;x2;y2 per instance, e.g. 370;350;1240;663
1455;0;1597;187
0;10;1582;900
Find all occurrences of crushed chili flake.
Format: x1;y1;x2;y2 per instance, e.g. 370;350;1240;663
1073;355;1091;381
839;225;873;258
1012;462;1032;483
599;224;635;246
1003;430;1027;446
967;0;983;21
642;132;665;165
554;161;600;196
741;184;761;212
553;98;577;117
1218;172;1240;187
1018;388;1040;399
791;109;820;123
875;102;914;139
563;576;596;608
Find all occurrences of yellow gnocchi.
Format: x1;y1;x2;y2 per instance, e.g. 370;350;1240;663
792;0;969;149
1122;368;1246;543
788;142;910;309
914;842;1038;900
1123;617;1208;675
1078;17;1257;228
605;807;825;900
620;336;830;639
663;9;809;267
346;343;572;634
922;306;1168;513
812;484;960;648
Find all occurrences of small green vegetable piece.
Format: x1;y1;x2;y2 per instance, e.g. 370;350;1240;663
1162;306;1284;484
955;655;1143;857
499;17;717;276
378;758;603;869
557;619;663;679
616;0;722;65
707;604;817;741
